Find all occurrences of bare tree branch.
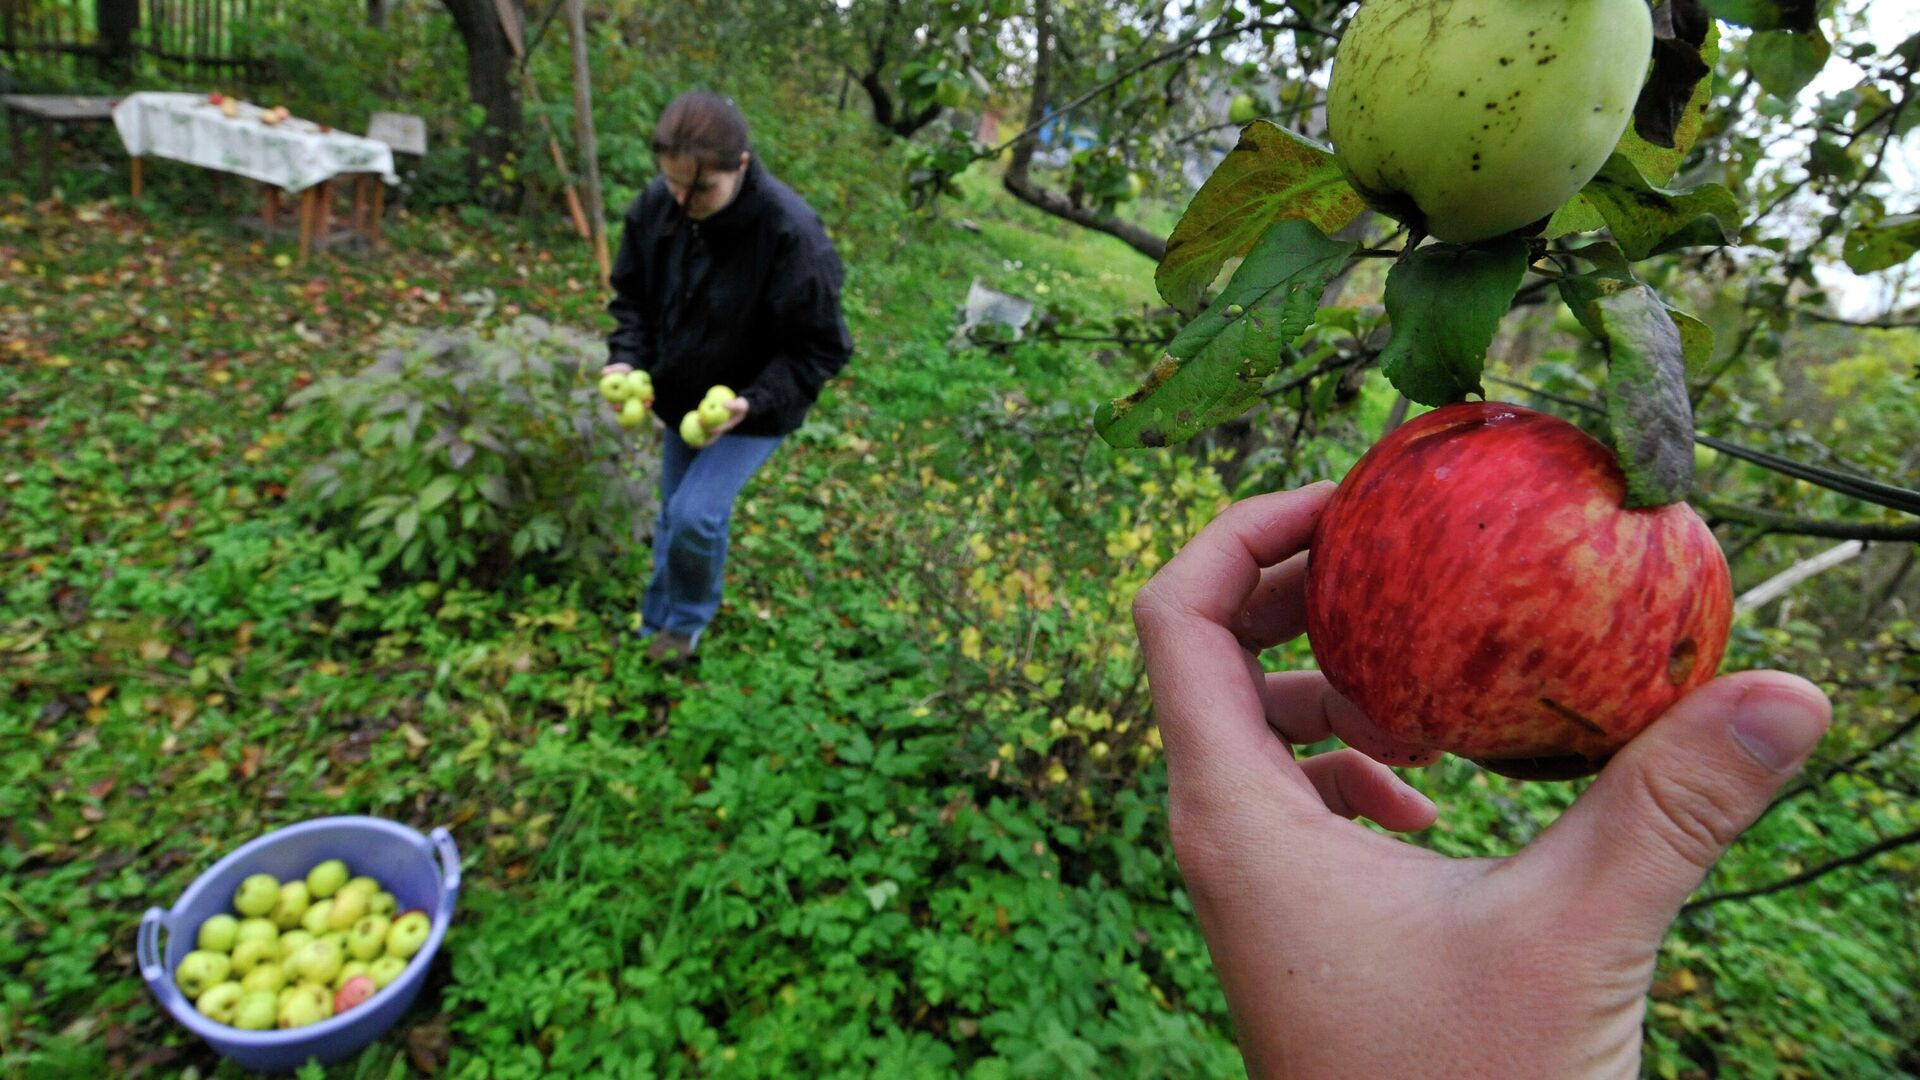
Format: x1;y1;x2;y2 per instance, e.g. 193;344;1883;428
1794;308;1920;330
1699;500;1920;543
1682;827;1920;914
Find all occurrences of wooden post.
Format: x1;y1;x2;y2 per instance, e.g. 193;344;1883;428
130;154;143;198
369;181;385;249
298;186;317;263
564;0;609;284
264;184;280;230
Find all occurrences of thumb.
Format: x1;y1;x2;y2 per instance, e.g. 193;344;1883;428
1521;671;1830;937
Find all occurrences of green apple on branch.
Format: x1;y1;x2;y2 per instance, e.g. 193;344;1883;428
1326;0;1651;243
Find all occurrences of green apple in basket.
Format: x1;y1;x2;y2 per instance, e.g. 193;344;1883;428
195;981;246;1025
233;990;278;1031
229;934;280;977
175;950;232;998
196;914;239;954
233;873;280;918
305;858;350;900
348;914;391;961
386;911;431;960
271;880;311;930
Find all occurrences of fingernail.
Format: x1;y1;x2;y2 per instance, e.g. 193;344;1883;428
1730;687;1827;771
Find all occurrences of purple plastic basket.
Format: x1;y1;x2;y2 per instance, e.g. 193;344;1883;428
138;816;461;1073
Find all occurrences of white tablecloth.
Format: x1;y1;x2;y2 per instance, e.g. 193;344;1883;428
112;91;397;193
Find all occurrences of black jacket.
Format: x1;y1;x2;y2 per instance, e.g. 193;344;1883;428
606;160;853;438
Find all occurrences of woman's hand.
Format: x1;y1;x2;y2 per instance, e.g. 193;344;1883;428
1132;483;1830;1078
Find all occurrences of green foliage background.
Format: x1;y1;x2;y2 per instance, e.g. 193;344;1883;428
3;2;1918;1077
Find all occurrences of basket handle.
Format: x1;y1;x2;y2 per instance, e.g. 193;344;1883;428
137;907;186;1012
430;826;461;921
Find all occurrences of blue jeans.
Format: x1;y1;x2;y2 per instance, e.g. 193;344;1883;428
641;427;784;644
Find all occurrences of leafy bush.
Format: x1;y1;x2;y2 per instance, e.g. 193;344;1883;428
287;316;655;586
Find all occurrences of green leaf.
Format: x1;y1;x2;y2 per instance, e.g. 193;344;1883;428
1377;238;1529;407
1597;286;1695;507
1155;122;1366;312
1547;194;1608;239
1622;19;1721;184
1749;28;1831;100
394;506;420;544
1575;154;1742;260
1843;214;1920;274
417;475;459;514
475;474;511;508
1705;0;1814;31
1665;305;1717;384
1098;220;1356;448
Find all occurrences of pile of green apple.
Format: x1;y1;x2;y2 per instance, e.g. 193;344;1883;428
678;385;737;450
599;368;656;429
172;859;432;1031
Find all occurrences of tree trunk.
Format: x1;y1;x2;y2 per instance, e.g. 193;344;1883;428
440;0;524;205
1003;0;1167;262
94;0;138;81
367;0;388;28
564;0;610;283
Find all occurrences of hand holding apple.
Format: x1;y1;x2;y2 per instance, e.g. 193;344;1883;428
1130;483;1831;1077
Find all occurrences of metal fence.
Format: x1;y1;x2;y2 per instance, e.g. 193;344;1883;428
1;0;276;74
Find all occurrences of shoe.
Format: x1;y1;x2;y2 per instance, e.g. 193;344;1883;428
645;631;697;666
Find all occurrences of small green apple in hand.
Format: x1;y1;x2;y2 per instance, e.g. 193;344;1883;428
233;873;279;917
305;859;349;899
386;910;431;960
697;396;731;430
599;370;632;402
197;914;239;953
680;410;710;449
619;397;649;429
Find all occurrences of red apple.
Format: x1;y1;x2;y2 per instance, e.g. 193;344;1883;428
208;92;225;105
333;974;376;1014
1304;401;1732;779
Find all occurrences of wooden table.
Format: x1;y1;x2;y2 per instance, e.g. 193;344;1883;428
3;94;122;196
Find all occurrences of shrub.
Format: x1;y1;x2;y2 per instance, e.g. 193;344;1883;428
286;316;655;586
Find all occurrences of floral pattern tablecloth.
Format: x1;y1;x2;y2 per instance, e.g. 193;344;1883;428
112;92;397;193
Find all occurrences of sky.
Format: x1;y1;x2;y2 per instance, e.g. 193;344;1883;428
1809;1;1920;316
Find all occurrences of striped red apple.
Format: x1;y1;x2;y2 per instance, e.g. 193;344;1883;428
1305;402;1732;779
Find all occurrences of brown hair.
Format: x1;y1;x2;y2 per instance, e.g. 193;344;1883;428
651;90;750;171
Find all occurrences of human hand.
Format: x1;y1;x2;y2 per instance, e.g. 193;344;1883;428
602;362;633;377
710;397;749;436
1131;483;1830;1079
